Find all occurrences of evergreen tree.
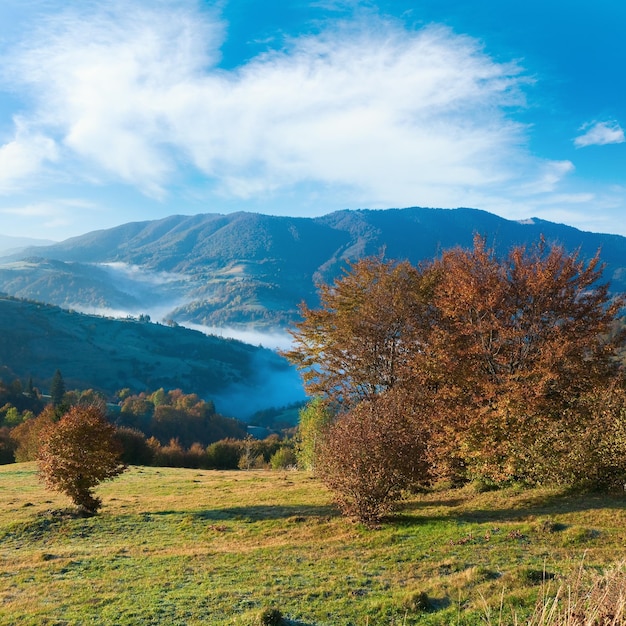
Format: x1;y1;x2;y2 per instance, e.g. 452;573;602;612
50;369;66;408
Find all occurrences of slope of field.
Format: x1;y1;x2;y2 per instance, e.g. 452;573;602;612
1;464;625;625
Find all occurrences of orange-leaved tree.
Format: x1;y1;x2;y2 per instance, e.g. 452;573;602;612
11;405;57;462
427;236;626;484
284;256;436;411
286;239;626;498
38;405;127;513
284;257;438;519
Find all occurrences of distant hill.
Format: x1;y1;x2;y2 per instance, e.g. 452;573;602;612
0;234;57;256
1;207;625;332
0;296;304;419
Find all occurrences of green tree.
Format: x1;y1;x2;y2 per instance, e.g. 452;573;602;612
4;407;22;427
26;376;35;398
49;369;66;408
270;446;297;470
295;398;333;470
38;405;127;513
150;388;167;407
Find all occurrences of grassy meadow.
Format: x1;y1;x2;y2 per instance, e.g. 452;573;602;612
1;463;626;625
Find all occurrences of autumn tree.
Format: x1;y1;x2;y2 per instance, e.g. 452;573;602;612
427;236;626;484
315;389;430;525
287;239;626;496
116;389;241;447
284;256;435;411
38;405;126;513
11;405;56;462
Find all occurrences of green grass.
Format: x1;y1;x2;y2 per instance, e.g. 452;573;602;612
1;464;625;625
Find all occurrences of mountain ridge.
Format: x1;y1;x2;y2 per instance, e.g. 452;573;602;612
0;234;57;256
1;207;624;332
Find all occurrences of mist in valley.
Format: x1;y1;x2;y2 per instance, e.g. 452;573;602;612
210;348;306;421
69;262;306;419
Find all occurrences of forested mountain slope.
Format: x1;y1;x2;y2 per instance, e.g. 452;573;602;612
1;208;624;330
0;296;302;418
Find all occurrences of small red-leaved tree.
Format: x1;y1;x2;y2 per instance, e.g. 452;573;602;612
316;390;430;526
38;405;127;514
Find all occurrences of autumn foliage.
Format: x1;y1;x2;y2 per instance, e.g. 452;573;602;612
285;256;433;409
287;237;626;522
38;405;127;513
315;389;430;525
427;237;625;483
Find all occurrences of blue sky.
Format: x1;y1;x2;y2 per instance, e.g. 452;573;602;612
0;0;625;241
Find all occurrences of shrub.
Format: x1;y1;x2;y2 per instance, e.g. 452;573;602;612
0;427;15;464
38;405;127;513
187;442;208;468
270;447;297;470
238;436;266;470
206;439;241;469
11;406;56;462
316;390;430;525
239;436;283;469
402;590;433;613
115;427;154;465
255;607;284;626
153;438;187;467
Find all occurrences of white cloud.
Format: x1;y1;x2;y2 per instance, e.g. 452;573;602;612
185;323;294;351
9;2;224;197
516;160;575;195
0;198;96;233
174;23;534;203
0;119;58;191
0;0;602;234
574;120;625;148
2;3;561;207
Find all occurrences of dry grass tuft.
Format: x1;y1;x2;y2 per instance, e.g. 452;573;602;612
483;560;626;625
528;561;626;626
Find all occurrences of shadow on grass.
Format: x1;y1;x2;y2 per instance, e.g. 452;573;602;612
146;503;339;523
397;489;626;527
140;488;624;531
1;507;97;543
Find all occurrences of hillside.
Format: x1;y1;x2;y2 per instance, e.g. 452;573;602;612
1;207;625;332
0;234;56;256
2;464;626;625
0;296;303;418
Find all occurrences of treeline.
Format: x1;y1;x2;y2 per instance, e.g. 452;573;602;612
285;237;626;524
0;377;44;462
0;379;295;469
115;387;246;447
116;428;296;470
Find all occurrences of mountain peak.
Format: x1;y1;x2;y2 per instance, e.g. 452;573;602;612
0;207;624;334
